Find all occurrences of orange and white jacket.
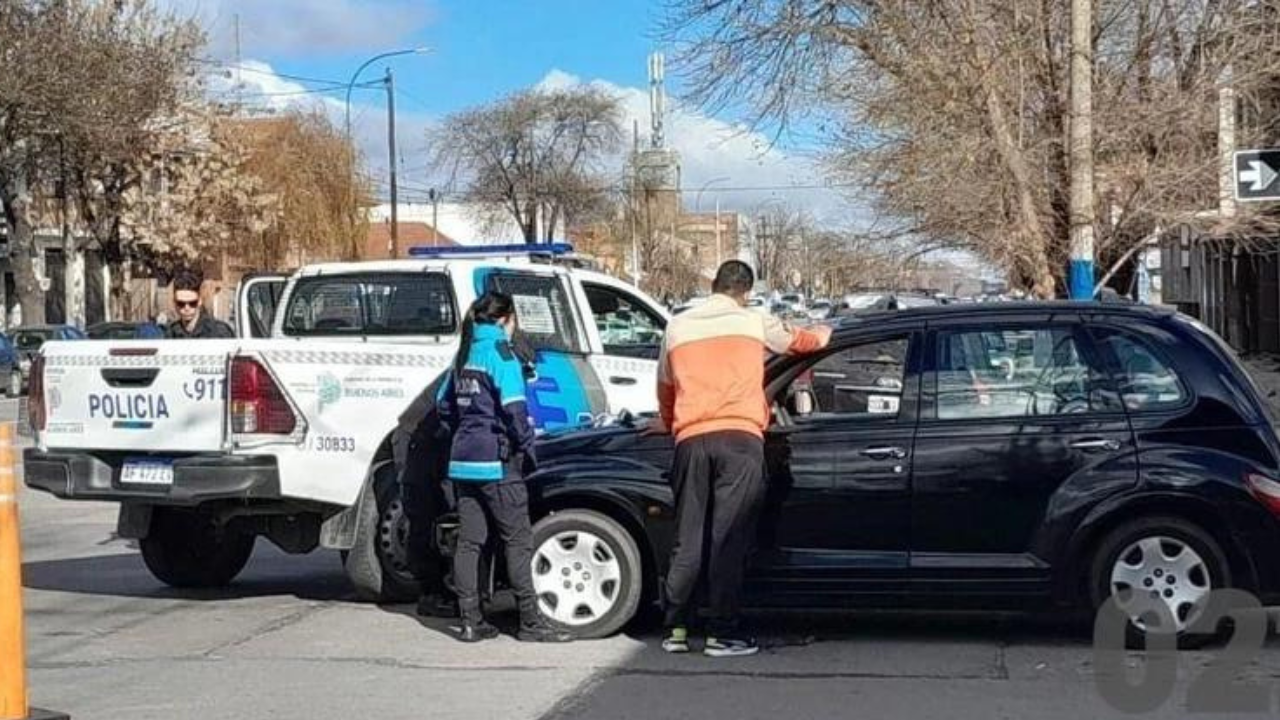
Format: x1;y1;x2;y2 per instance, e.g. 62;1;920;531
657;294;832;443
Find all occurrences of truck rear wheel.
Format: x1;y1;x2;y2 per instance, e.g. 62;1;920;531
343;465;420;603
139;507;255;588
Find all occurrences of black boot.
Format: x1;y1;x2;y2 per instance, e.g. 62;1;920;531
518;616;574;643
458;620;500;643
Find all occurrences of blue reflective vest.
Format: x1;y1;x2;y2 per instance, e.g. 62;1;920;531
438;323;535;482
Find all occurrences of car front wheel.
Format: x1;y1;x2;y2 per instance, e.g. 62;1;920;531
530;509;643;639
1089;515;1232;648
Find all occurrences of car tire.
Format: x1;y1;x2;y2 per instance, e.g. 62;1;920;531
530;509;643;639
139;507;255;588
1088;515;1232;649
343;465;420;603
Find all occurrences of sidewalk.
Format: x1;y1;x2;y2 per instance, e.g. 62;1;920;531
1240;354;1280;419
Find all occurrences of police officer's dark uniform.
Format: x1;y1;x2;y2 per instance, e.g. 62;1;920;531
438;321;571;643
166;311;234;339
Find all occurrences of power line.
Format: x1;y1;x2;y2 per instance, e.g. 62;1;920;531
192;57;349;88
216;80;382;100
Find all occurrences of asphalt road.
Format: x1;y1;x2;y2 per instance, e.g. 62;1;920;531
12;396;1280;720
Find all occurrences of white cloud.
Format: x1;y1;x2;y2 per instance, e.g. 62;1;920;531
535;69;861;226
162;0;433;57
204;58;436;199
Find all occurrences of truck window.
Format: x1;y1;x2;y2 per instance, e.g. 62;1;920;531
484;272;586;354
583;283;666;360
282;273;457;337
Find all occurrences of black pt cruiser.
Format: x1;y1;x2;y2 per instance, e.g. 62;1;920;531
481;302;1280;646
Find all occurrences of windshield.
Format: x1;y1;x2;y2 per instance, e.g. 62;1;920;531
282;272;457;337
14;331;52;350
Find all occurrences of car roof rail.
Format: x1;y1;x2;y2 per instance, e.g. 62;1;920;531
407;242;575;260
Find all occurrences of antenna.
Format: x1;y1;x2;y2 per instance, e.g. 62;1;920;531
648;52;666;149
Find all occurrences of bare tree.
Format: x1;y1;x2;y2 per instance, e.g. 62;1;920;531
428;87;623;243
664;0;1280;296
0;0;202;324
238;110;370;269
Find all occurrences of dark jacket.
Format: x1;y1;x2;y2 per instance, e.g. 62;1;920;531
167;311;235;339
437;323;535;482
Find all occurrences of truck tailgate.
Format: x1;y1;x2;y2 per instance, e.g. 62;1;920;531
39;340;238;452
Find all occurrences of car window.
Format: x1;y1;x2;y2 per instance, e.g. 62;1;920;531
485;271;585;354
245;279;285;339
785;336;910;421
1092;328;1187;412
584;283;665;360
14;332;50;351
283;273;456;337
935;326;1121;420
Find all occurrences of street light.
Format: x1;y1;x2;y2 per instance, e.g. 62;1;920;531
344;47;432;138
343;47;431;258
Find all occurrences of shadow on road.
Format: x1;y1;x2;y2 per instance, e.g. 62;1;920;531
21;545;353;602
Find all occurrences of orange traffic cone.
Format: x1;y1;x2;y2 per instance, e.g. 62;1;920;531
0;422;68;720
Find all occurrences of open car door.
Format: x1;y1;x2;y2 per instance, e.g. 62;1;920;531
236;273;288;338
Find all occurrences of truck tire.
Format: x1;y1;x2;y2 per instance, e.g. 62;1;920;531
530;509;644;639
139;507;255;588
343;466;419;603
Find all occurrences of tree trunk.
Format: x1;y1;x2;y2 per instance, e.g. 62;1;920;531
0;165;46;326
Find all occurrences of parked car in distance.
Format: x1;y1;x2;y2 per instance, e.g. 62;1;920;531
840;292;941;314
807;299;835;321
12;324;86;393
497;302;1280;646
87;321;165;340
0;333;20;397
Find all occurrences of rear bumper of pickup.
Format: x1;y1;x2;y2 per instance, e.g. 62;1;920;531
23;449;281;506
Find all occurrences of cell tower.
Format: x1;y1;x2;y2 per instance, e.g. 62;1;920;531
634;52;681;193
649;52;666;149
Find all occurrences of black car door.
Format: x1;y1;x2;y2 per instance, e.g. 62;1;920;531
909;315;1136;599
748;330;922;604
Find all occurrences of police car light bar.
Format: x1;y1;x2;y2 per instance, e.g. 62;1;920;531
407;243;575;259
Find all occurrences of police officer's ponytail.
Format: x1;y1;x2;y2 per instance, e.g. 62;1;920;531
453;291;516;379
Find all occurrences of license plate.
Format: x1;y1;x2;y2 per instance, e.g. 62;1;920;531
121;459;174;486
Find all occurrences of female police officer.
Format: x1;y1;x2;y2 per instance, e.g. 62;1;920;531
438;291;573;643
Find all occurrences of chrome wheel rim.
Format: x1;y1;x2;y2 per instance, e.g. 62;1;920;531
532;530;622;626
1109;535;1212;633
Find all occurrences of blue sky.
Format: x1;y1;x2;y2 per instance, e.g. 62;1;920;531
170;0;857;222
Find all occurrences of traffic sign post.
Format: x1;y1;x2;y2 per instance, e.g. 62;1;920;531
1233;150;1280;201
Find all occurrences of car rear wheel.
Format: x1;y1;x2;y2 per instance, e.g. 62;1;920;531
1089;516;1231;649
139;507;255;588
343;465;419;603
530;510;643;639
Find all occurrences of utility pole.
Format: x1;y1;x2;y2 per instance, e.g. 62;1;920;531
1068;0;1095;299
428;188;439;245
385;67;399;258
233;14;242;114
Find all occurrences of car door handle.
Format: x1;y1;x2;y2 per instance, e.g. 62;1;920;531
609;376;638;386
860;446;907;460
1070;438;1122;452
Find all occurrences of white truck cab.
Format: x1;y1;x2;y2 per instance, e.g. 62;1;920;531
24;245;669;600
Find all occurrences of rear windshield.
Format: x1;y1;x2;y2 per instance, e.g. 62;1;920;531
282;272;457;337
14;331;51;350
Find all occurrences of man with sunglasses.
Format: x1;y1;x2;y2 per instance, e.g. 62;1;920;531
166;271;234;339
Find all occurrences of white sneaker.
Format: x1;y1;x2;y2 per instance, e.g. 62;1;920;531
704;636;759;658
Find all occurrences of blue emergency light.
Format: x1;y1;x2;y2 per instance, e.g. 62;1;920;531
407;242;575;258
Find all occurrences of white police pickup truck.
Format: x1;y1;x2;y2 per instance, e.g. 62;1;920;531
23;245;670;600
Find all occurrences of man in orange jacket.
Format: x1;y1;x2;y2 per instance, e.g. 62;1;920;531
649;261;832;657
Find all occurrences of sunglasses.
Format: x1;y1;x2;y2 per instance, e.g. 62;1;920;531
175;300;200;309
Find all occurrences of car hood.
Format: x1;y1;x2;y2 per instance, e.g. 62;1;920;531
535;424;674;482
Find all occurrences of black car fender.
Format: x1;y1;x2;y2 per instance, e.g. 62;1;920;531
1053;487;1261;603
530;475;675;593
